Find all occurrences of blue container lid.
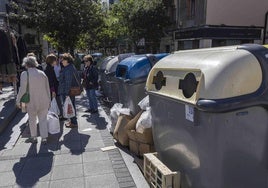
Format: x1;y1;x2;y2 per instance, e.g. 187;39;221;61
154;53;169;60
116;53;169;80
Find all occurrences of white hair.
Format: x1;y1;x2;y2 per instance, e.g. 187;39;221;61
22;56;38;67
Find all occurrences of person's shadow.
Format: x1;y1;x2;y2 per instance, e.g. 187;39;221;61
59;127;90;155
13;142;53;187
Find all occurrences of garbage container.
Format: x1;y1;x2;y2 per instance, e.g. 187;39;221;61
99;56;115;96
146;44;268;188
116;53;169;115
102;53;134;103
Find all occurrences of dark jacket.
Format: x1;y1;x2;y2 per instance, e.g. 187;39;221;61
83;65;98;90
58;64;80;96
44;64;59;95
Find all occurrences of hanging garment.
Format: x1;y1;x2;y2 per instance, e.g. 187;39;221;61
17;36;28;65
0;29;17;82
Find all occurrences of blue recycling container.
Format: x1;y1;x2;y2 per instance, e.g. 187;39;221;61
116;53;169;115
101;53;134;104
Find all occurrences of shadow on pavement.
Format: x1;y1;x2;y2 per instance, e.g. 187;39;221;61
13;142;53;187
0;112;27;151
59;127;90;155
81;113;108;130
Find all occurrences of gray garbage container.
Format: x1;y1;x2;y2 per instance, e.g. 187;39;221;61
146;44;268;188
99;56;115;96
102;53;134;103
116;53;169;115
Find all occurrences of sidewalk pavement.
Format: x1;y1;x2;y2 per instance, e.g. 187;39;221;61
0;93;149;188
0;85;19;134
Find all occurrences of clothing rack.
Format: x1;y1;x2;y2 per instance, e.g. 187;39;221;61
0;12;18;95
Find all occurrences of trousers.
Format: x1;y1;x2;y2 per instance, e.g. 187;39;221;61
27;107;48;138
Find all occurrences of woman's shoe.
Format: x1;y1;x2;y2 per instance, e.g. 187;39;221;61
41;138;47;144
65;123;78;128
25;137;37;144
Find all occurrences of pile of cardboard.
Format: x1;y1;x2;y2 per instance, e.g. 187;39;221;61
113;110;155;156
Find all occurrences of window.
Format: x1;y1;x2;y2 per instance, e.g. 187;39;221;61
186;0;195;18
186;0;195;19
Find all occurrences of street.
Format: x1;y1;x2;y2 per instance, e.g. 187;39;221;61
0;86;149;188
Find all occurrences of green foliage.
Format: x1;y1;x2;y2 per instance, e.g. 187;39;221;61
8;0;170;54
9;0;104;53
110;0;170;53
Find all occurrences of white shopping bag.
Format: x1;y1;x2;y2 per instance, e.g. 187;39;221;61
47;111;60;134
49;97;60;115
63;96;75;118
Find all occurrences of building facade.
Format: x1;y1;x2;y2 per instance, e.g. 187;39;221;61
161;0;268;52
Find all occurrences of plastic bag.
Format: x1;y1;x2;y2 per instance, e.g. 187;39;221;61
136;107;152;133
138;96;149;110
109;103;123;132
47;111;60;134
118;108;131;116
63;96;75;118
49;97;60;115
109;103;131;132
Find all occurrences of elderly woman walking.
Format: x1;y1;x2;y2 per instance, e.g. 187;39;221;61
16;56;51;144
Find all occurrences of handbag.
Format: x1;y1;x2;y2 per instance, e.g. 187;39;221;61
20;71;30;103
69;71;83;96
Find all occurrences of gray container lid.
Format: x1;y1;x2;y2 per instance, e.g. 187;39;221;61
146;45;264;105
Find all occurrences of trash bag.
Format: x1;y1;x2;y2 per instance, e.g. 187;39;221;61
63;96;75;118
109;103;131;133
136;107;152;133
138;95;149;110
47;111;60;134
49;97;60;115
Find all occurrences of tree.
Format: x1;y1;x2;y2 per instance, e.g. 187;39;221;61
9;0;104;54
110;0;170;53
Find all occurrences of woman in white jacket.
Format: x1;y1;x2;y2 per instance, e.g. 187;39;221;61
16;56;51;144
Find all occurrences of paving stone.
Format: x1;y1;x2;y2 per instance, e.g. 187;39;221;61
0;159;24;173
51;163;83;180
22;156;53;172
85;173;119;188
112;165;127;170
82;132;102;141
32;181;50;188
118;176;135;183
111;160;126;165
1;142;33;157
115;171;132;178
119;181;136;188
114;167;130;173
83;139;105;149
0;172;16;186
54;153;82;166
59;140;82;152
50;177;84;188
83;160;113;176
82;151;109;163
15;156;52;187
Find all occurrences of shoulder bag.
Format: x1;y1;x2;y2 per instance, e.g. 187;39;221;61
20;71;30;103
69;71;83;96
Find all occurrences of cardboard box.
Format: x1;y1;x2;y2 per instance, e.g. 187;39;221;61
127;128;155;156
113;111;143;146
113;114;132;143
